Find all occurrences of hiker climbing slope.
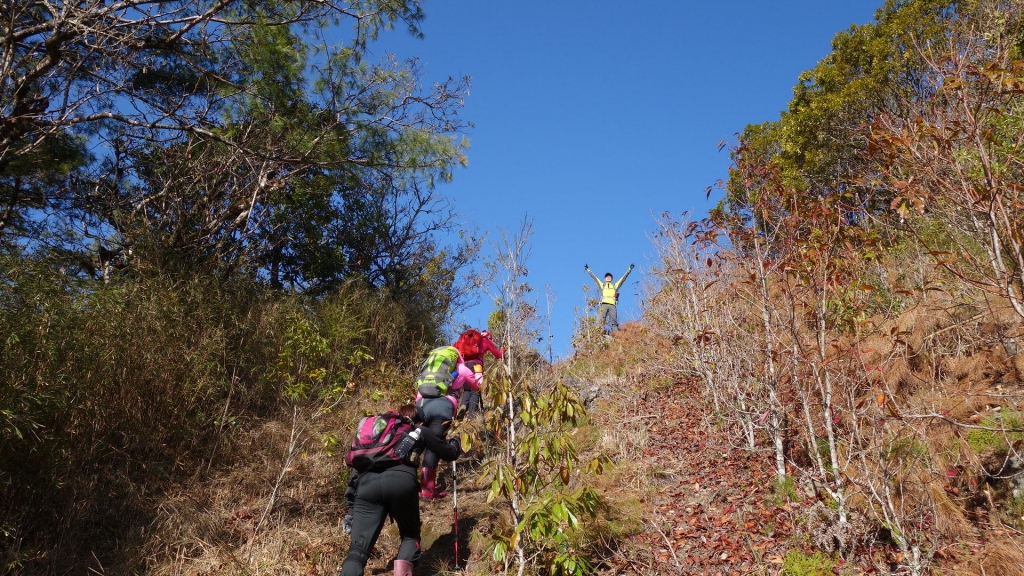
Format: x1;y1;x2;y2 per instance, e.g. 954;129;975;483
453;328;502;418
340;404;462;576
414;345;477;499
585;263;634;333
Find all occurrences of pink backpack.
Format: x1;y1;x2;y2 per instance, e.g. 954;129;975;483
345;412;416;472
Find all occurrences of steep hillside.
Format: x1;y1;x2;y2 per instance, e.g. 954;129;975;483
563;318;1024;575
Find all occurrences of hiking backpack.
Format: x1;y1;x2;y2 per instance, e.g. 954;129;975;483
416;346;460;398
345;412;418;472
454;329;483;359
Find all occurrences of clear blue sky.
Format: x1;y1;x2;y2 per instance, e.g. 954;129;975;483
373;1;883;357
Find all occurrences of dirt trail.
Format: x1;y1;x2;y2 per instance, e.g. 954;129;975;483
356;462;493;575
607;383;806;576
355;384;806;575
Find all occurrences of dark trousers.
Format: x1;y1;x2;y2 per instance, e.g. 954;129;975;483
460;389;481;417
460;360;482;417
340;468;420;576
598;303;618;332
416;396;454;468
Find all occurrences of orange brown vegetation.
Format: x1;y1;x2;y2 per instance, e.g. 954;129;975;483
628;212;1024;574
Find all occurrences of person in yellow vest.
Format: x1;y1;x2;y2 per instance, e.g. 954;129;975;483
585;263;634;333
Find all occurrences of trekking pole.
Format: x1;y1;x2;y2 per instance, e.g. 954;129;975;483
452;459;460;570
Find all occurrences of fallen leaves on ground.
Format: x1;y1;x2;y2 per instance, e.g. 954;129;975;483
603;381;806;575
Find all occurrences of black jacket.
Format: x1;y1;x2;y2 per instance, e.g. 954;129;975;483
391;424;460;477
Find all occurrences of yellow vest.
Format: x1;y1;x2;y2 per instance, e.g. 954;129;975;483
587;266;632;306
601;282;617;305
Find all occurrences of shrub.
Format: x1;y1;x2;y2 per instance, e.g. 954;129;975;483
0;261;436;571
781;550;837;576
968;411;1024;456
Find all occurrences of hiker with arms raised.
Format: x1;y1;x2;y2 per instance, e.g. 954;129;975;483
340;404;462;576
585;263;635;333
453;328;503;419
414;345;477;499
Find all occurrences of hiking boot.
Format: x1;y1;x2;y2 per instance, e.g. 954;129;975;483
419;467;447;499
393;559;414;576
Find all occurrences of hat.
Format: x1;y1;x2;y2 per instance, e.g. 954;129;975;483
481;329;491;338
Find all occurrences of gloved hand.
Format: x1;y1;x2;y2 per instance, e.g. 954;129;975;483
343;514;353;534
448;437;463;457
584;264;589;270
629;263;635;270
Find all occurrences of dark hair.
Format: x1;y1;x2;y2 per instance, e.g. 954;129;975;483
398;404;418;421
604;272;613;278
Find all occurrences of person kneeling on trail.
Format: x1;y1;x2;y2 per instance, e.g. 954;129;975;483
413;345;478;499
340;404;462;576
585;263;634;333
452;328;503;419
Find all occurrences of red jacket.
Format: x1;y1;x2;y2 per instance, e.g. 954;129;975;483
463;335;503;362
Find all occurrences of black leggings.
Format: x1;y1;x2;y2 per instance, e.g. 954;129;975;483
416;396;454;468
460;360;483;416
460;389;481;416
340;468;420;576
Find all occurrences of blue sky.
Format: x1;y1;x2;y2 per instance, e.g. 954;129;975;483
373;1;883;357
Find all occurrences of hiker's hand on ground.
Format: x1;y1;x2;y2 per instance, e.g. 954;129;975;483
448;437;462;457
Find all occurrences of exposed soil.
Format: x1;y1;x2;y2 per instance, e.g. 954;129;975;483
353;379;813;576
354;460;496;575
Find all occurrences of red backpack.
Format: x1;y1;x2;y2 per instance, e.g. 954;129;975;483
454;329;482;359
345;412;417;472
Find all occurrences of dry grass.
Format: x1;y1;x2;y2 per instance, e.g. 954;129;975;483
928;480;975;541
946;536;1024;576
856;298;1024;572
143;415;350;575
60;283;1024;575
561;322;662;505
591;405;654;497
1013;353;1024;382
640;233;1024;573
143;408;485;575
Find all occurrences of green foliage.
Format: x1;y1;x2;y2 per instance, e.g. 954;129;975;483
1005;493;1024;529
1;0;475;571
720;0;961;234
968;411;1024;455
781;550;837;576
491;487;603;576
0;131;89;239
864;4;1024;321
773;476;800;505
883;436;929;462
479;221;610;575
263;296;374;404
816;437;836;475
0;254;437;569
267;313;333;401
484;380;606;575
2;0;473;298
